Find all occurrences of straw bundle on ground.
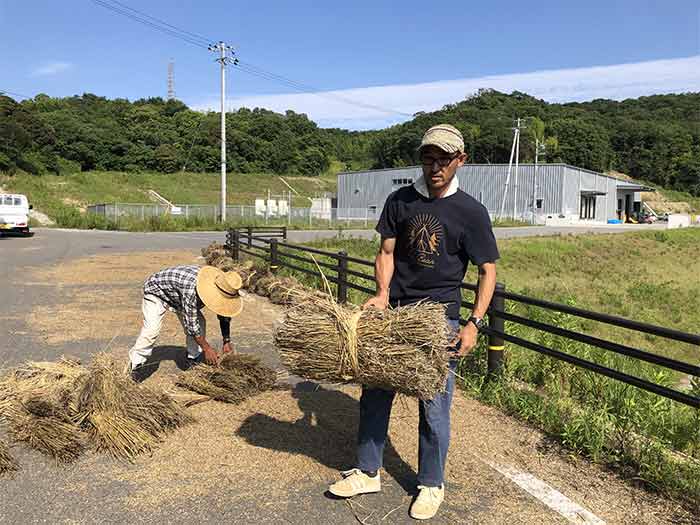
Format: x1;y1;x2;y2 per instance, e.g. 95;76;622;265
0;439;19;475
72;354;194;460
176;353;279;404
0;354;193;465
275;292;451;399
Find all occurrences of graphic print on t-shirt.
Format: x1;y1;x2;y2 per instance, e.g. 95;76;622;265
407;213;443;268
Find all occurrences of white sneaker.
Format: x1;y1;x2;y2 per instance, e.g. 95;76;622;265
328;469;381;498
410;485;444;520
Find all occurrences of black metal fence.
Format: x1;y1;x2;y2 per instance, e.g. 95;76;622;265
226;227;700;408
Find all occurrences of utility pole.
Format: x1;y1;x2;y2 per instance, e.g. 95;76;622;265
208;41;238;223
499;119;522;220
513;122;520;220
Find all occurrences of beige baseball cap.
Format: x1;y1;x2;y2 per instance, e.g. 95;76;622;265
418;124;465;154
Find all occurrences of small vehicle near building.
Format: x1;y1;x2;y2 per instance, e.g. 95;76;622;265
0;193;33;236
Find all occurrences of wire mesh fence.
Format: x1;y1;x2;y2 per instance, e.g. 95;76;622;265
86;203;382;227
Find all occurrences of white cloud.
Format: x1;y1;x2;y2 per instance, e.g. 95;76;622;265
32;61;73;76
190;55;700;130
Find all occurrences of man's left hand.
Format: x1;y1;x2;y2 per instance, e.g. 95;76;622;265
222;342;235;354
449;323;479;357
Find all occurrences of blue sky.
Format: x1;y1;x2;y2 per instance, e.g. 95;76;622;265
1;0;698;129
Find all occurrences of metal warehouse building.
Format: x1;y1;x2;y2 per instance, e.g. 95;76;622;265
337;163;651;224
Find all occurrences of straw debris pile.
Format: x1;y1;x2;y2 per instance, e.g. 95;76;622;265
275;292;451;399
0;354;193;471
201;242;238;272
175;353;279;404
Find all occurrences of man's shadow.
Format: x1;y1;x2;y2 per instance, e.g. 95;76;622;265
236;381;416;493
131;345;194;381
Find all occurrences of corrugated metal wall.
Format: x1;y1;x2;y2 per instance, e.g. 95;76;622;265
338;163;623;222
338;164;568;221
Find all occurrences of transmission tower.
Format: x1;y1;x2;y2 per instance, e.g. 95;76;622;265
167;59;175;100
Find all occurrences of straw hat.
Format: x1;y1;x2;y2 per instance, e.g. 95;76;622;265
196;266;243;318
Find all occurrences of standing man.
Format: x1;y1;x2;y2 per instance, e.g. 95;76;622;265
127;265;243;378
329;124;499;520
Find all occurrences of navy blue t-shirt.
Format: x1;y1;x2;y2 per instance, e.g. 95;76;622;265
375;185;499;319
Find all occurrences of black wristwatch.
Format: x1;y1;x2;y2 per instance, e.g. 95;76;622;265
222;337;231;344
467;316;485;331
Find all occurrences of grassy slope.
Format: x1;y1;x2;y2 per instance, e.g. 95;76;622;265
0;171;338;217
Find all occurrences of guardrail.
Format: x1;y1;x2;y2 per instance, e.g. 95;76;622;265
226;227;700;408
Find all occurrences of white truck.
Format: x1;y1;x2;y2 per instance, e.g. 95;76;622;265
0;193;33;236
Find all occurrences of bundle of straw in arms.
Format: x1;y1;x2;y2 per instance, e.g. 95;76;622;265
275;290;452;400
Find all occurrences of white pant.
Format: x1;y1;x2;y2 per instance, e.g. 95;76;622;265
128;294;206;367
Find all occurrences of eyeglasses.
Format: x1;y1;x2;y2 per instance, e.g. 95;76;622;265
421;154;458;167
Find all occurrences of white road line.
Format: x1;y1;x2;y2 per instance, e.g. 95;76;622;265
484;460;606;524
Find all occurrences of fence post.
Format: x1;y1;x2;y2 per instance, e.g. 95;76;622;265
337;251;348;303
488;282;506;377
227;229;240;261
247;226;253;248
270;238;279;273
282;226;288;241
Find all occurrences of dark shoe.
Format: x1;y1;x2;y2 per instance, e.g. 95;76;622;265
127;362;148;382
184;353;205;370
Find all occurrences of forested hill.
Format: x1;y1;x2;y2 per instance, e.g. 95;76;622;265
0;90;698;195
368;90;700;195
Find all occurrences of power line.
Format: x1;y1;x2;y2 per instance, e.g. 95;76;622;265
236;61;413;117
90;0;412;118
0;89;32;100
90;0;207;48
105;0;213;45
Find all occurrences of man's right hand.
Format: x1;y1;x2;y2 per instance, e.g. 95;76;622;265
363;293;389;310
202;346;219;366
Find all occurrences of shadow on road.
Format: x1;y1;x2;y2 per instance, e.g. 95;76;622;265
131;344;194;381
236;381;416;493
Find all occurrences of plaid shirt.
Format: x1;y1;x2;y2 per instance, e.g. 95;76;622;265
143;265;202;336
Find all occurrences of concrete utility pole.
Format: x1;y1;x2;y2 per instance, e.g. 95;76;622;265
499;120;520;219
208;41;238;223
513;123;520;220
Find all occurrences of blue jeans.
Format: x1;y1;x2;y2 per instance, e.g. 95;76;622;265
356;319;460;487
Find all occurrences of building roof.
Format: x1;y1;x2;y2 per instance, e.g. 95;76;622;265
615;181;656;192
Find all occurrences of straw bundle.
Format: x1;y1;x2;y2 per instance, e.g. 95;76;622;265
0;354;193;465
0;439;19;475
73;354;193;460
9;410;86;463
175;353;279;404
275;293;451;399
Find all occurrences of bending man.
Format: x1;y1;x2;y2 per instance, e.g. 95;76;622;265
127;265;243;378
